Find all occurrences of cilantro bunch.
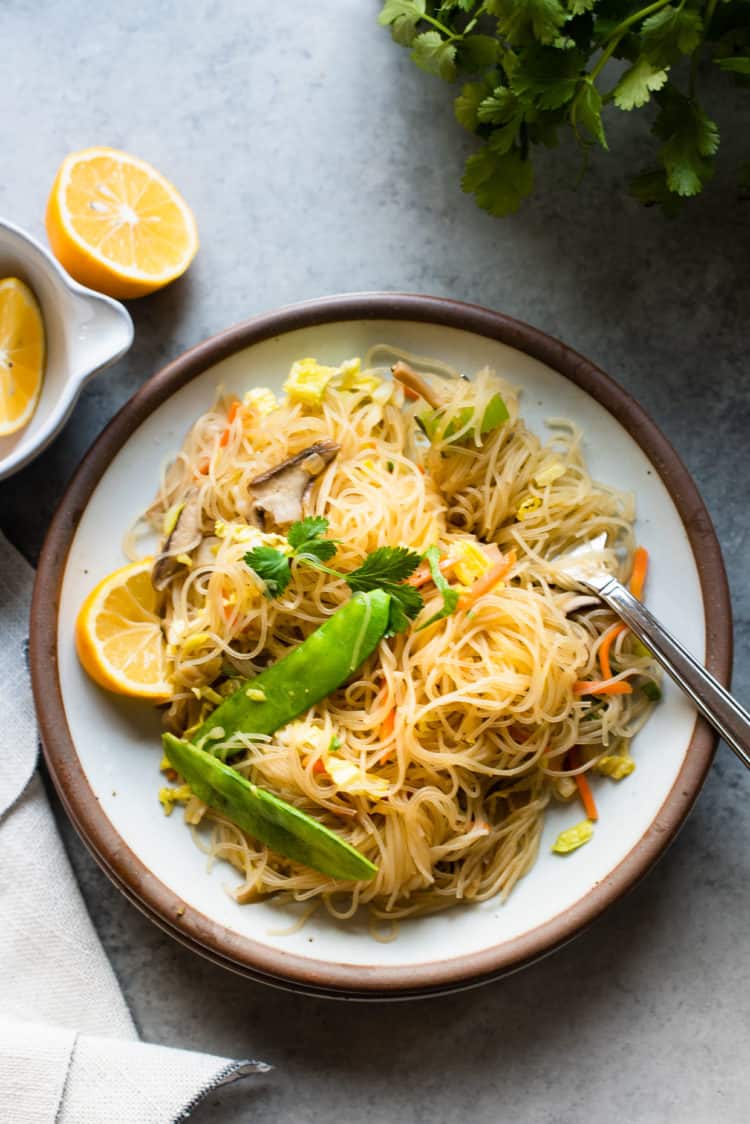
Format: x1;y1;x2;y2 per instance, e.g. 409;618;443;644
378;1;750;215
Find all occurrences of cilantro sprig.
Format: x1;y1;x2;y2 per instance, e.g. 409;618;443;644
244;517;339;598
378;1;750;216
245;519;426;634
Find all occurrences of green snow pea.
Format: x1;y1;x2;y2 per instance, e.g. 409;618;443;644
191;589;391;751
417;392;509;443
162;733;377;881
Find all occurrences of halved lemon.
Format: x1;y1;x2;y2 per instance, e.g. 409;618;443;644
75;558;172;700
46;147;198;299
0;277;45;435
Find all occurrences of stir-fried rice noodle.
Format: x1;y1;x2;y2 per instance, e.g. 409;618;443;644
140;346;659;920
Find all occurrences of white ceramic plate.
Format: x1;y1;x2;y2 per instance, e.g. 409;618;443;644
32;295;730;998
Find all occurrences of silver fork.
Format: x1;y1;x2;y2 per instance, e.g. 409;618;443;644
558;533;750;769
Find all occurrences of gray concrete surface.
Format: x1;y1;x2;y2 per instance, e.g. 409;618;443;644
1;2;749;1121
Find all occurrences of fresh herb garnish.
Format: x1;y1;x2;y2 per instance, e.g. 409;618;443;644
245;517;339;598
417;546;460;630
244;545;294;598
245;519;424;634
286;517;339;562
378;1;749;216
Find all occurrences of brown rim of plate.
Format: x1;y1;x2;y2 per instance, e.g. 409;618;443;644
31;292;732;1001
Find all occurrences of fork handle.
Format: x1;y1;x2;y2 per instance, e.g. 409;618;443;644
593;577;749;770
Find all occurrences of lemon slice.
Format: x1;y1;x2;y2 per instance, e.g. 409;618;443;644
0;277;45;436
46;147;198;299
75;559;172;700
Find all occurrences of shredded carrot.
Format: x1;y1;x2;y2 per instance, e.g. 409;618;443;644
630;546;649;600
303;755;327;776
459;550;517;609
402;384;420;401
196;456;210;475
574;678;633;696
598;623;627;680
569;748;598;821
219;400;240;447
379;707;396;740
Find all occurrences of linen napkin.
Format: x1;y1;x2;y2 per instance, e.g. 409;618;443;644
0;532;270;1123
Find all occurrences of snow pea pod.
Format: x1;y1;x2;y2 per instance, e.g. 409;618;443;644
191;589;391;751
162;733;377;881
417;392;509;443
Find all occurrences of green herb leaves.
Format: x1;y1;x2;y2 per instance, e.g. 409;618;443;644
287;517;339;563
244;546;294;598
344;548;423;635
245;517;338;598
245;519;425;635
379;0;744;216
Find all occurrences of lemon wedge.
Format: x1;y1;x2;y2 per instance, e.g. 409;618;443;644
75;559;172;700
0;277;45;435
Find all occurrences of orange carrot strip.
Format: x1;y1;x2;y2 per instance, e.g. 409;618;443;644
574;678;633;696
569;748;598;821
459;550;517;609
219;400;240;447
379;707;396;740
402;384;420;401
598;622;627;680
630;546;649;600
196;457;210;476
303;755;327;776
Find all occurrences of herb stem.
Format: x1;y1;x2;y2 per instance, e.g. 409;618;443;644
590;0;674;83
691;0;719;97
420;11;459;39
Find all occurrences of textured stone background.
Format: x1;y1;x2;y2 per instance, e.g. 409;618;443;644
0;2;748;1121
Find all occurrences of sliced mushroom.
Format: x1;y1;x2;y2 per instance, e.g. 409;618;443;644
248;441;340;531
391;362;442;408
151;487;203;591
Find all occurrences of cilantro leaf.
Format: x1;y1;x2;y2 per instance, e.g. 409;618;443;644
461;145;534;216
511;47;585;111
286;517;339;563
345;547;423;636
572;81;607;148
455;79;496;131
486;0;568;47
477;86;518;124
641;6;703;68
613;57;669;110
653;86;719;197
287;516;329;549
378;0;425;46
378;0;424;20
411;31;458;80
345;547;422;588
297;538;338;564
245;546;291;598
457;35;500;72
417;546;460;630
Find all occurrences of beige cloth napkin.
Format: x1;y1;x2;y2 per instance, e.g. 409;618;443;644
0;532;269;1122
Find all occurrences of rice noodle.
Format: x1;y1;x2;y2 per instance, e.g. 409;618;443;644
143;348;659;920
